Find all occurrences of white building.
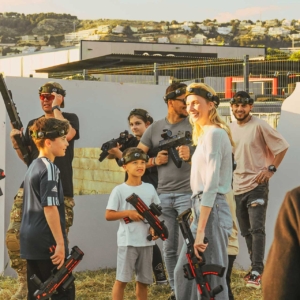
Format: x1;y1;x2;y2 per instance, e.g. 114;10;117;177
143;26;154;32
190;34;207;44
181;25;191;32
251;26;266;35
161;25;169;32
217;26;232;35
22;46;37;53
268;27;291;36
140;36;155;43
65;29;97;43
157;37;170;43
21;35;49;43
197;24;212;33
97;25;110;33
265;20;279;27
130;26;138;33
239;21;252;29
112;25;124;34
281;19;292;27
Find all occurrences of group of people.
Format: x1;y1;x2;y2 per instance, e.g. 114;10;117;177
2;79;292;300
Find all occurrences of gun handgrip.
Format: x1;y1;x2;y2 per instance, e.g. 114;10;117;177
147;234;153;241
99;151;108;162
123;217;132;224
169;147;182;168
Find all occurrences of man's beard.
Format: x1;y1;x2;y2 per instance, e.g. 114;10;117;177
233;112;250;121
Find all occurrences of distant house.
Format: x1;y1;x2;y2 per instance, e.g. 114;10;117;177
290;33;300;40
216;26;232;35
112;25;124;34
97;25;111;33
197;24;212;33
268;27;290;36
143;26;154;32
140;36;155;42
190;34;207;44
183;21;195;27
239;21;252;29
169;24;181;29
65;29;97;42
130;26;138;33
21;35;49;43
40;45;55;51
169;34;188;44
86;34;101;41
22;46;37;54
251;26;266;35
181;25;191;32
158;36;170;43
256;21;263;26
161;25;169;32
281;19;292;27
265;20;279;27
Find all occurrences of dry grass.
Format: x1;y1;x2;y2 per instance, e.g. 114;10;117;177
0;268;262;300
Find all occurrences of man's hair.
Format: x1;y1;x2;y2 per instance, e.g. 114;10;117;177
128;108;153;124
30;117;69;149
165;82;187;95
230;91;254;105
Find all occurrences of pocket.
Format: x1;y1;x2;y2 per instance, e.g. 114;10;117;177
216;201;232;231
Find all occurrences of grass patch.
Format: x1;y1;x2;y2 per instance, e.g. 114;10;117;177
0;268;262;300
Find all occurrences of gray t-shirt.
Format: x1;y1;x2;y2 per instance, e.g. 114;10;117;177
141;117;192;194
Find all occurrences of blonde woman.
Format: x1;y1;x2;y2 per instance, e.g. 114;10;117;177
174;83;233;300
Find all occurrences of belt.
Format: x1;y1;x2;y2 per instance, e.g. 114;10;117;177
193;192;224;199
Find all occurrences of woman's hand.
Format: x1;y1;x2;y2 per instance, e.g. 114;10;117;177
194;231;208;261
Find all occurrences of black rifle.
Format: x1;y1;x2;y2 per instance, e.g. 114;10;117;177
99;130;131;162
153;130;192;168
124;193;168;241
0;168;5;196
30;246;84;300
0;73;31;166
177;209;225;300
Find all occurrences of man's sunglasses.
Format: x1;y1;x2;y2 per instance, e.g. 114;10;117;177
39;94;55;101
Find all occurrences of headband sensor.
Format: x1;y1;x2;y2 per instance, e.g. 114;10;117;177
118;152;149;166
230;96;254;105
163;88;186;103
185;87;220;108
31;129;66;139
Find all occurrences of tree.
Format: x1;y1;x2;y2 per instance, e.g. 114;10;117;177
289;51;300;61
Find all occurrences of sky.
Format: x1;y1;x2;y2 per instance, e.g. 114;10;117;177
1;0;300;23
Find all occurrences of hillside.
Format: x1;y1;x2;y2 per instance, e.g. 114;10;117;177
0;12;300;56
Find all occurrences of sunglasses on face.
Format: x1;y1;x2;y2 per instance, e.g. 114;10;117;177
39;94;55;101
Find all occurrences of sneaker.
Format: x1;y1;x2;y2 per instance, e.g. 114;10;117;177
243;271;251;282
155;279;168;285
167;291;176;300
246;273;261;289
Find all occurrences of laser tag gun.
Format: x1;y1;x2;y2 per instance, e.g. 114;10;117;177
124;193;168;241
177;209;225;300
153;129;192;168
0;168;5;196
30;246;84;300
0;73;31;166
99;130;131;162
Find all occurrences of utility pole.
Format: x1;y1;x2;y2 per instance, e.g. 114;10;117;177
243;55;249;93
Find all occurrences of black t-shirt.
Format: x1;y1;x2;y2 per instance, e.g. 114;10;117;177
20;157;68;260
24;113;80;197
120;136;158;189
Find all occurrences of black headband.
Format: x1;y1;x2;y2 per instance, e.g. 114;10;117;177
118;152;149;166
31;129;66;139
185;87;220;108
163;87;186;103
39;85;66;97
129;109;151;120
230;96;254;105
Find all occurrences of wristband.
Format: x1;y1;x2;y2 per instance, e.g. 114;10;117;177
153;157;156;165
52;105;61;112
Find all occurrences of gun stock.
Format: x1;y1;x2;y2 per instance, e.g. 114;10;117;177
177;209;225;300
31;246;84;300
0;74;31;166
125;193;168;241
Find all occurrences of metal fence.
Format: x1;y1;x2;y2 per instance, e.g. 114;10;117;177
48;56;300;128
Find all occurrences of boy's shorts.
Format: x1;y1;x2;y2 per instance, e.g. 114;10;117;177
116;246;153;285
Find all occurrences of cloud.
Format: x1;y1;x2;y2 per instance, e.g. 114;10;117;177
214;5;286;22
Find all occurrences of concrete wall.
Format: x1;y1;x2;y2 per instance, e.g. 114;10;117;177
1;77;299;276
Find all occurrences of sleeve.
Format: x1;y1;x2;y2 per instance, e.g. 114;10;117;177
201;130;223;207
140;123;154;149
259;121;289;156
151;185;161;205
262;187;300;299
106;186;121;211
40;164;60;207
64;113;80;140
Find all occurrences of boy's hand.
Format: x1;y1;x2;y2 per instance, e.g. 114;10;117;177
155;150;168;165
149;227;159;240
127;210;144;222
50;244;65;269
